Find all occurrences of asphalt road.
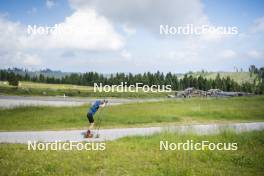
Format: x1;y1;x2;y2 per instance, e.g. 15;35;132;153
0;122;263;143
0;95;164;108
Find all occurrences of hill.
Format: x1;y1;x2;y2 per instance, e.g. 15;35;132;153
5;68;72;78
177;71;256;84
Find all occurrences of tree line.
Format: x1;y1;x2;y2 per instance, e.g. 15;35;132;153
0;65;263;94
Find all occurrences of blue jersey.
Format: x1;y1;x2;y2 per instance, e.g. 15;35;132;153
88;100;101;116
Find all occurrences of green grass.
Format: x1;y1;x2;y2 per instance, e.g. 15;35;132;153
204;72;255;84
0;81;168;98
0;71;257;98
0;96;263;131
0;130;263;175
19;81;95;90
178;71;256;84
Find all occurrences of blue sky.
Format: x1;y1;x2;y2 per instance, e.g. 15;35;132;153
0;0;263;73
0;0;72;24
204;0;264;29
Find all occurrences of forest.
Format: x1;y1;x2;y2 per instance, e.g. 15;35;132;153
1;65;263;94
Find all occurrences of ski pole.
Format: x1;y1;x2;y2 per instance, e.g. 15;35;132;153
95;102;107;138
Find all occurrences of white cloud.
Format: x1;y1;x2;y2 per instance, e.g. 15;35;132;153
1;0;261;73
22;53;41;66
200;28;226;41
69;0;208;33
220;49;237;59
24;10;124;51
0;17;22;51
247;50;263;59
46;0;56;9
0;10;124;51
120;49;131;59
0;18;37;68
1;51;42;68
0;9;125;68
122;23;136;35
69;0;234;43
167;51;186;60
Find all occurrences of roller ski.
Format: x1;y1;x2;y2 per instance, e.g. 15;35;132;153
85;130;93;138
84;130;100;138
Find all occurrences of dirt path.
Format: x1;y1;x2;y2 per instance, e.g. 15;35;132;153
0;95;164;108
0;122;263;144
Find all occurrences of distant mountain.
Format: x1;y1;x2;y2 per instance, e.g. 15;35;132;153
6;68;72;78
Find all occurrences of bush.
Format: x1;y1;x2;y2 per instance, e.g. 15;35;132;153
8;77;19;86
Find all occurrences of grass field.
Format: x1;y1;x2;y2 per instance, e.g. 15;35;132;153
0;81;94;90
0;71;257;98
0;130;263;175
0;81;168;98
0;96;263;131
179;71;256;84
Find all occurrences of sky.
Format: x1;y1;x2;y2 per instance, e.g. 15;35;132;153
0;0;264;73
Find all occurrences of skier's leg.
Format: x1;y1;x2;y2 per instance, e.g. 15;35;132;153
88;122;94;132
87;113;94;136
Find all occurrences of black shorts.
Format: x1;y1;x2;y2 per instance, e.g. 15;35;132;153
87;113;94;123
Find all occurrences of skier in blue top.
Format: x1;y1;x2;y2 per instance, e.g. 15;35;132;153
86;100;107;137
